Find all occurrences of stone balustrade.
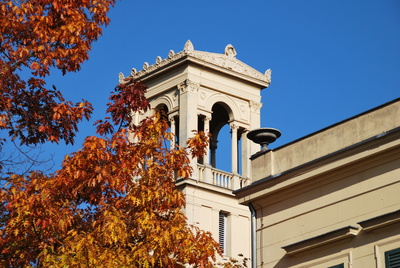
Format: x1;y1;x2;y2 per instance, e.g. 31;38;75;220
196;164;249;190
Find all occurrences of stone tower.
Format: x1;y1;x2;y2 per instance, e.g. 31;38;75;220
119;41;271;260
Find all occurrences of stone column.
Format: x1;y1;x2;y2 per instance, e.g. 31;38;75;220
178;79;199;179
230;122;239;174
210;139;218;168
203;116;211;165
169;115;176;150
249;100;263;155
241;129;250;179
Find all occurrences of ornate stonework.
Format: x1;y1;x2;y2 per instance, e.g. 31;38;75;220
229;122;239;130
224;44;237;59
184;40;194;52
118;72;125;84
177;79;200;93
119;41;272;84
250;100;263;112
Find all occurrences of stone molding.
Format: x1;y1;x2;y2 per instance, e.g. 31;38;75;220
119;41;271;84
282;226;359;255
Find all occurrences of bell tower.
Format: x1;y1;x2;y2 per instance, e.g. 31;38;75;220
119;41;271;260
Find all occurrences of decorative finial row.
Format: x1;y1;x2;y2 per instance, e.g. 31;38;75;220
119;40;271;84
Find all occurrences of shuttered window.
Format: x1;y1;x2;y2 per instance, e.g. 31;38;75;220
219;212;227;254
386;248;400;268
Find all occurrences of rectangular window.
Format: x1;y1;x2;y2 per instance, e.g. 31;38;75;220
327;264;344;268
219;212;228;254
385;248;400;268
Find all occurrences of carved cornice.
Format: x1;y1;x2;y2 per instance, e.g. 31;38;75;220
119;41;271;85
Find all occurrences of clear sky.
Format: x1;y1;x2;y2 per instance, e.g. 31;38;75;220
24;0;400;172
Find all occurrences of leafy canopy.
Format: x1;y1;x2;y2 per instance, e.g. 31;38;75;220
1;78;221;267
0;1;222;266
0;0;116;171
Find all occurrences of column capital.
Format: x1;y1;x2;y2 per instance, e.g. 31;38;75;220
177;79;200;93
203;116;212;123
250;100;263;112
229;122;239;131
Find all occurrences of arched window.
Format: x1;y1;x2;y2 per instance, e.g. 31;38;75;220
154;104;178;149
209;102;242;174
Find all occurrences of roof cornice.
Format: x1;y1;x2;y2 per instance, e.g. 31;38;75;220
118;40;271;87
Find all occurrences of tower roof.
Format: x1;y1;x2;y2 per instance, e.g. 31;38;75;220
118;40;272;88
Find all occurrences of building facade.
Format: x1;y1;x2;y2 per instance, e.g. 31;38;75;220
236;99;400;267
119;41;272;261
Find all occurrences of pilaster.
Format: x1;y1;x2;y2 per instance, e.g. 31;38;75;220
178;79;200;179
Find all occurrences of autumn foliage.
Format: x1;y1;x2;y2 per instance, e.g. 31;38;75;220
1;78;221;266
0;0;116;169
1;1;224;266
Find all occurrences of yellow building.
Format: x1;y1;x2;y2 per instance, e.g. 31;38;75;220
236;98;400;268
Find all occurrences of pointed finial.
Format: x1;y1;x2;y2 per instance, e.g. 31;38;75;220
118;72;125;84
265;69;272;81
184;40;194;52
225;44;237;58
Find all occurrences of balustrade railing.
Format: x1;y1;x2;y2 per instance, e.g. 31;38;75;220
196;164;249;190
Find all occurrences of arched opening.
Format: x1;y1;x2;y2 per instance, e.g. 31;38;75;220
155;104;169;122
154;104;178;149
209;102;240;173
215;124;231;171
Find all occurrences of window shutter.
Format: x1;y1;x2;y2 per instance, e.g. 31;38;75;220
386;248;400;268
219;212;227;253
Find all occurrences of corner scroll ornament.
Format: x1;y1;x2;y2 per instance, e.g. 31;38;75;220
156;56;162;64
143;62;149;70
250;100;263;112
177;79;200;93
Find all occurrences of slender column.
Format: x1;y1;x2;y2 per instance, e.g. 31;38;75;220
249;100;263;155
241;129;250;179
169;116;176;150
210;140;218;168
230;123;239;174
203;116;211;165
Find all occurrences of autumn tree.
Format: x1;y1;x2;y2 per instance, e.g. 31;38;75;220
0;79;221;267
0;0;116;172
1;1;224;266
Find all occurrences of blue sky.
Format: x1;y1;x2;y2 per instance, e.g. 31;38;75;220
16;0;400;173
